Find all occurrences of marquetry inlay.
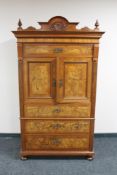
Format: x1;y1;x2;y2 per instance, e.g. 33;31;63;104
65;63;87;98
24;120;90;133
28;62;51;96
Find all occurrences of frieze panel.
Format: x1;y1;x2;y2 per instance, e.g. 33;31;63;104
24;45;92;57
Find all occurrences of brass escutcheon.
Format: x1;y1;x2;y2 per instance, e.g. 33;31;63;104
51;138;61;145
50;123;63;129
53;48;63;53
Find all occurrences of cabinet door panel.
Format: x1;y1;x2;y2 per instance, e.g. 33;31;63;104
57;57;92;103
23;57;56;103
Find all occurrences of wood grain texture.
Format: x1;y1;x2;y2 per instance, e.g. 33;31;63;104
24;134;89;150
23;44;92;57
18;38;100;44
38;16;79;31
24;104;91;118
29;62;51;96
65;63;87;97
57;57;92;103
12;16;104;158
23;57;56;103
23;119;91;133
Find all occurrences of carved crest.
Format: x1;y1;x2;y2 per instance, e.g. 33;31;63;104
38;16;79;31
50;22;66;31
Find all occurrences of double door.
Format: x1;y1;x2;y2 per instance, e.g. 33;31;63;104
23;53;92;105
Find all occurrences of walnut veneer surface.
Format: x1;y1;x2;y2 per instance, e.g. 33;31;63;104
12;16;104;159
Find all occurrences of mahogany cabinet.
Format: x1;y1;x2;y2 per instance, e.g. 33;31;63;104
12;16;104;160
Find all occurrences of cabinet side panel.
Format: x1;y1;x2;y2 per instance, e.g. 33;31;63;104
91;44;99;117
90;44;99;151
18;43;25;152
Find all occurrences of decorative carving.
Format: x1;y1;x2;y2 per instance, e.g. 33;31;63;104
50;22;67;31
25;26;37;31
38;16;79;31
15;16;103;33
17;19;23;30
65;63;87;97
25;135;89;150
94;20;99;30
79;27;93;32
25;120;90;133
24;104;90;117
93;57;98;62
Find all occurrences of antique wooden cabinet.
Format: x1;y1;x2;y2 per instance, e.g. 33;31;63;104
13;16;104;160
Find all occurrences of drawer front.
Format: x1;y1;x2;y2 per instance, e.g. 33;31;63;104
24;44;92;57
24;134;89;150
24;104;90;118
24;119;90;134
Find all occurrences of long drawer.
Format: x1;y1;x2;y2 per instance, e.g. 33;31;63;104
23;44;92;57
23;119;91;134
24;104;91;118
24;134;89;150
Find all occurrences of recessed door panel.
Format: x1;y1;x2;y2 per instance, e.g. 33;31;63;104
57;57;92;103
23;57;56;103
65;63;87;98
29;62;50;97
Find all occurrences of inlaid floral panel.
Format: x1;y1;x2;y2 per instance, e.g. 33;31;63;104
65;63;87;97
28;62;51;97
25;120;90;133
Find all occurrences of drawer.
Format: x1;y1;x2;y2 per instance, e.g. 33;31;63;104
24;134;89;150
24;104;90;118
23;44;92;57
23;119;90;134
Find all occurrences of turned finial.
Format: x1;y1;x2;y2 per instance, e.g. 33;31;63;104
94;20;99;30
17;19;23;30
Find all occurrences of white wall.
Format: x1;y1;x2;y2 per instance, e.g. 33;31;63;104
0;0;117;133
